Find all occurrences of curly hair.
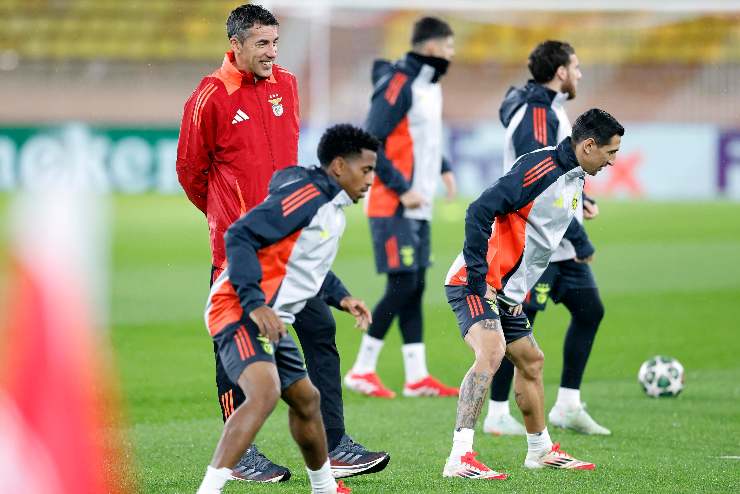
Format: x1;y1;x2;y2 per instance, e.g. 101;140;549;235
528;40;575;83
317;124;380;167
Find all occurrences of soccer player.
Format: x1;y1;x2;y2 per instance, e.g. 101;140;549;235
195;124;378;494
442;109;623;478
344;16;459;399
178;4;388;482
483;41;611;436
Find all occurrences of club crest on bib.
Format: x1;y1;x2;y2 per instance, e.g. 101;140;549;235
268;93;283;117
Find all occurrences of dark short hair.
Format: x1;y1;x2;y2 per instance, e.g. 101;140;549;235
317;124;379;167
528;40;575;83
411;17;453;46
226;4;278;42
572;109;625;146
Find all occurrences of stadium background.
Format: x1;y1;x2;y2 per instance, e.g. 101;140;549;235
0;1;739;492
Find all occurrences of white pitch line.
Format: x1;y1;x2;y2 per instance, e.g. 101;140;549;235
713;456;740;460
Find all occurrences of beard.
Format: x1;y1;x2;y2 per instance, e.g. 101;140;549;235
562;78;577;100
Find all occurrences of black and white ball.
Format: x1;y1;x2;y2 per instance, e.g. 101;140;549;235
638;356;684;397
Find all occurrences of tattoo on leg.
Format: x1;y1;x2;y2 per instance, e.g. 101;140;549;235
514;391;524;409
482;319;502;331
455;371;491;429
526;334;539;349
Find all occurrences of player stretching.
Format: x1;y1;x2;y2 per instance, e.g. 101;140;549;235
484;40;611;437
345;16;458;399
196;124;378;494
442;109;623;479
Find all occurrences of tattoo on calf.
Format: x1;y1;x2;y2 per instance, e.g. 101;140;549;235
455;370;491;429
514;391;524;409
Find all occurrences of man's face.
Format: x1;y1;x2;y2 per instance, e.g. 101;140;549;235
230;23;279;78
560;53;582;100
426;36;456;62
334;149;377;203
579;134;621;176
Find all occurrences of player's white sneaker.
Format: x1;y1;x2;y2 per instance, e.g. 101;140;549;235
548;403;611;435
524;443;595;470
483;413;527;436
443;451;508;480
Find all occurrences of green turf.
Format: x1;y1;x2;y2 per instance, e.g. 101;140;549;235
5;195;740;492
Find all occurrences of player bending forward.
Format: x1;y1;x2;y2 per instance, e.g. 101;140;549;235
442;109;623;479
196;124;378;494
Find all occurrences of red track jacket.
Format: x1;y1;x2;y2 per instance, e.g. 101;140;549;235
177;51;299;269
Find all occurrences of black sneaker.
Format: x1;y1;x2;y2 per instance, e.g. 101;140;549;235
231;445;291;483
329;434;390;479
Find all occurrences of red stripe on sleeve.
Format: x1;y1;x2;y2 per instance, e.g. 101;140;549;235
384;73;408;106
523;164;557;187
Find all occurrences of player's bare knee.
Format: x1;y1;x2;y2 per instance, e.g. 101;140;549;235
521;349;544;380
261;382;281;412
285;379;321;419
472;331;505;371
299;384;321;418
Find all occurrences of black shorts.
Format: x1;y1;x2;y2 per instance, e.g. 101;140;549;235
369;217;430;273
524;259;597;311
212;318;307;391
445;285;532;345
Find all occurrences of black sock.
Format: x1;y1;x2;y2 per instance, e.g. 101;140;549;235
367;271;419;340
559;288;604;389
398;268;425;344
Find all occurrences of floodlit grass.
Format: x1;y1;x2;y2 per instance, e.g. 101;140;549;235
5;195;739;492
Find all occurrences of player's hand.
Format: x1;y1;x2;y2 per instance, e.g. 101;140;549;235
583;199;599;220
441;171;457;202
509;304;523;316
400;190;427;209
340;296;372;331
575;254;594;264
249;305;285;343
484;284;497;300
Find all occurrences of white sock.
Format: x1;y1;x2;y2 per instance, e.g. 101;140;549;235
554;387;581;409
487;399;510;418
449;427;475;463
196;466;232;494
402;342;429;383
351;334;384;374
526;427;553;456
306;459;337;494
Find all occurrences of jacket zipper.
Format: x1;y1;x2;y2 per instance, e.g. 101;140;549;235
252;79;277;170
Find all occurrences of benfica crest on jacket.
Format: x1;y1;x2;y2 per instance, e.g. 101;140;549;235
268;94;283;117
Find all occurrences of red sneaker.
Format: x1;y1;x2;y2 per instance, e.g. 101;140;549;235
403;375;459;397
336;480;351;493
343;371;396;398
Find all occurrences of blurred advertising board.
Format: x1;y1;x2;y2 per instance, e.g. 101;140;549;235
0;123;737;199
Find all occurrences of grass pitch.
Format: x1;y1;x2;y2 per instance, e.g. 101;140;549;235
31;196;740;492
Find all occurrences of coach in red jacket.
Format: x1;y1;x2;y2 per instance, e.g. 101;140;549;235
177;4;388;484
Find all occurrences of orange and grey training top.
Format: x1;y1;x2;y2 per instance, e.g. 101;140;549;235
205;166;352;336
445;138;593;306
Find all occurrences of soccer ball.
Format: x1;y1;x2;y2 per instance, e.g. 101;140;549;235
638;356;684;398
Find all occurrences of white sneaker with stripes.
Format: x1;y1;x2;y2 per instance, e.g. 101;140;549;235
524;443;595;470
442;451;508;480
